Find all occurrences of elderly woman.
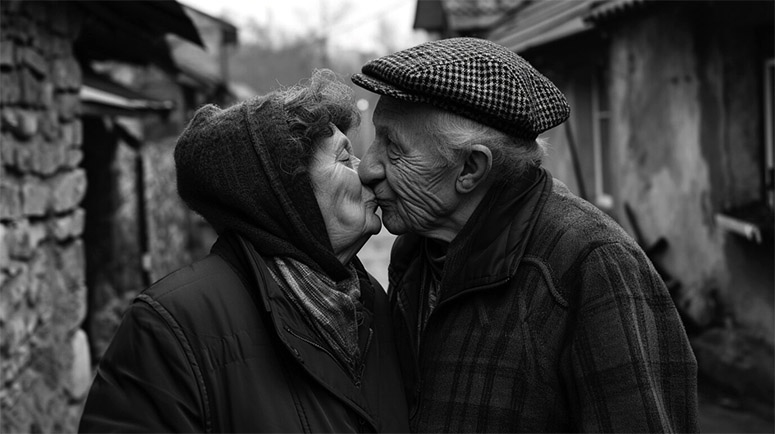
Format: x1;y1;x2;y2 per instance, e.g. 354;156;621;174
78;70;409;433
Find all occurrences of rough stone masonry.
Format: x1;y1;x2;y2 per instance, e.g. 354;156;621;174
1;1;92;432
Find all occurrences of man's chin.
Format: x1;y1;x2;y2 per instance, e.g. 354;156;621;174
382;218;408;236
368;223;382;236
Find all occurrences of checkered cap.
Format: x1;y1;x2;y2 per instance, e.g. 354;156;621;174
352;37;570;139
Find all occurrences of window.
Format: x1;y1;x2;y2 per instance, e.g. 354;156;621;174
591;64;613;211
714;57;775;244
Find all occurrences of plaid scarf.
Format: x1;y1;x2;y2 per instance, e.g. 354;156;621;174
269;257;363;377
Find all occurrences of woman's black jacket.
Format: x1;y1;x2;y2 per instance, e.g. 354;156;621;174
78;234;409;433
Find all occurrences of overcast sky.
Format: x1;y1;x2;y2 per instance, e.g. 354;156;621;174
179;0;428;52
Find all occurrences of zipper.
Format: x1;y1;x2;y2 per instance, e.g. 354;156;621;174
283;325;340;366
353;328;373;388
403;276;510;418
415;278;509;351
282;325;361;385
427;277;510;327
394;288;423;419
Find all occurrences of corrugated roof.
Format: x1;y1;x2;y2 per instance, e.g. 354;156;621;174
414;0;525;32
81;72;174;116
445;0;525;31
182;5;239;45
488;0;598;53
587;0;647;22
167;34;222;89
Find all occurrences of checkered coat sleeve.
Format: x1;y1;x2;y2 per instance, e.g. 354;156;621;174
561;240;698;432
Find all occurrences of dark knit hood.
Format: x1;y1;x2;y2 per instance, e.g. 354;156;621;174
174;96;350;281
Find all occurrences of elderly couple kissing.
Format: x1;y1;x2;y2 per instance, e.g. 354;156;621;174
79;38;698;434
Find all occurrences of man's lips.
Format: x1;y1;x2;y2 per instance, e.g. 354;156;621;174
361;189;381;211
373;197;391;208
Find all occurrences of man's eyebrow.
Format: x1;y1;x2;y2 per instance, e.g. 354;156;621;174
376;126;399;144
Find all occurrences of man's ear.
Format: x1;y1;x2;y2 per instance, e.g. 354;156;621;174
456;144;492;194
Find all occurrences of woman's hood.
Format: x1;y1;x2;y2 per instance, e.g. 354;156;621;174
174;95;351;281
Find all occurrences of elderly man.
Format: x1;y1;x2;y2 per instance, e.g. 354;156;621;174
352;37;698;433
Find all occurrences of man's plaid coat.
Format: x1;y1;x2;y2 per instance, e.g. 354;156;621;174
387;168;698;433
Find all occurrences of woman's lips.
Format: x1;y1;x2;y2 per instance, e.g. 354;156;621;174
362;189;379;210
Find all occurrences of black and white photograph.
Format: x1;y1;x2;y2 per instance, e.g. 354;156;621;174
0;0;773;432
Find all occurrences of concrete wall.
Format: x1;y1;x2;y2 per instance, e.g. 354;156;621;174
604;3;773;409
607;3;773;342
609;5;725;325
0;2;91;432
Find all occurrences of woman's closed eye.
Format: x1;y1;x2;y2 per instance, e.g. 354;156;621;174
338;151;354;168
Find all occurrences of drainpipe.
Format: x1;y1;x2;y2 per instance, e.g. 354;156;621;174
134;146;151;287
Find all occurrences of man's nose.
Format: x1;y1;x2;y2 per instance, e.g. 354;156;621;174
358;144;385;186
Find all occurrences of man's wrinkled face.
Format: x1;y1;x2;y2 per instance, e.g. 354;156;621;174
358;97;460;236
310;125;382;258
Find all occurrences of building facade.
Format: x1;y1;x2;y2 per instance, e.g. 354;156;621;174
416;0;774;418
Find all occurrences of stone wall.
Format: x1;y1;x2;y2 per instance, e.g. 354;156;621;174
0;1;91;432
144;137;202;283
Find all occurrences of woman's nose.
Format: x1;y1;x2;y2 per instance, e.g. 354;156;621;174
358;144;385;186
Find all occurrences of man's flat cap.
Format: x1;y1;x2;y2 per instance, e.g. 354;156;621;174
352;37;570;139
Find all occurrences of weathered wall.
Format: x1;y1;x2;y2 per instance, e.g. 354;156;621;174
520;2;773;412
609;5;724;325
606;3;774;410
140;67;218;280
0;1;91;432
692;3;773;343
608;3;773;343
144;137;209;283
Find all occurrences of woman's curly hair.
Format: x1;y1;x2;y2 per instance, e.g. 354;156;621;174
275;69;360;177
